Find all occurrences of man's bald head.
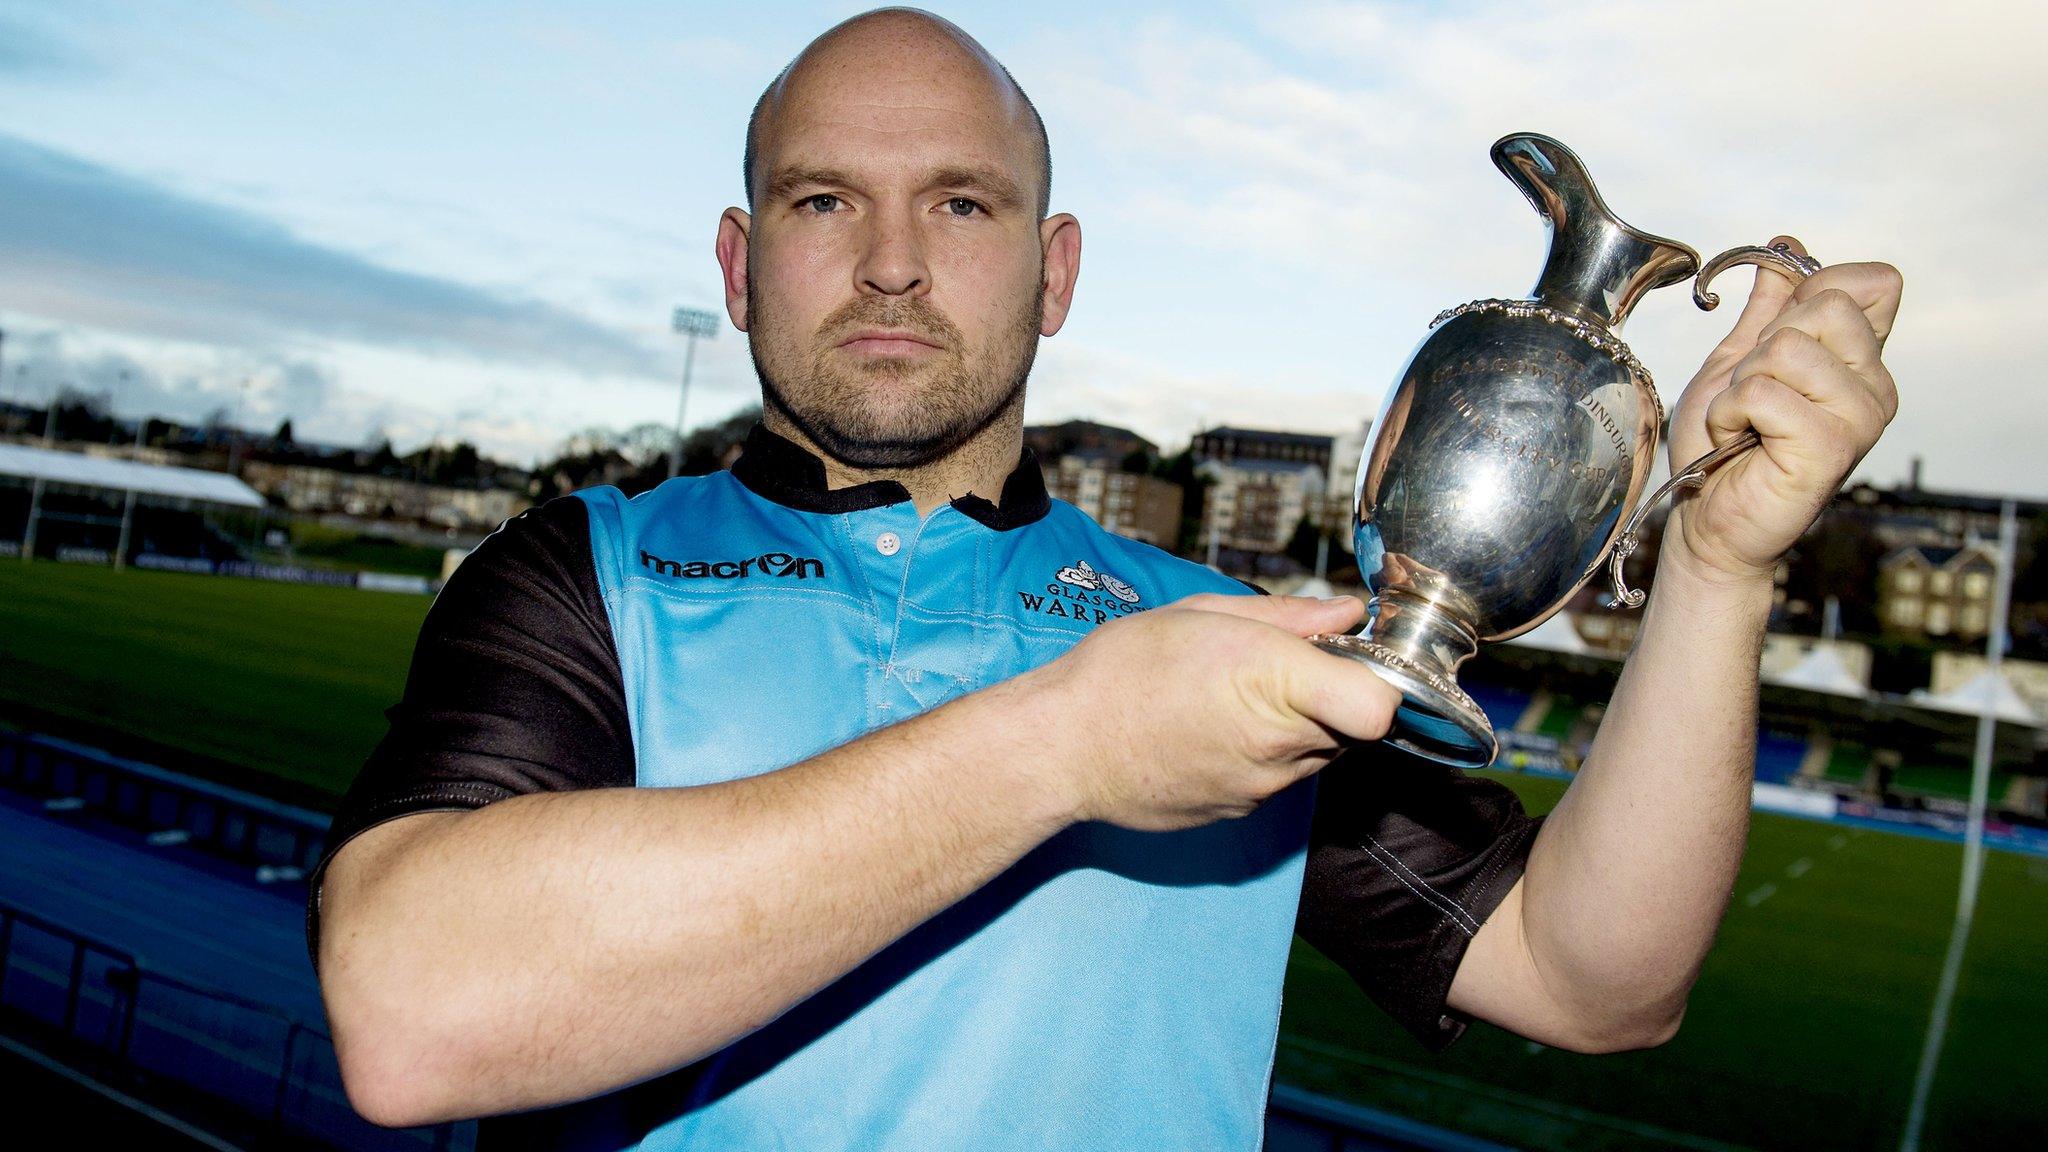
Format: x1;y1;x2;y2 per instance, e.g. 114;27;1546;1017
742;7;1052;219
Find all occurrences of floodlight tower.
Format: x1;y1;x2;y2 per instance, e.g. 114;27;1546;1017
667;307;721;479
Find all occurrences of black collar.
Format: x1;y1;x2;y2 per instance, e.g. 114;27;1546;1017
728;423;1051;532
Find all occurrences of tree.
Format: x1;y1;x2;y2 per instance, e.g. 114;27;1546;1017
1783;507;1887;635
2013;508;2048;603
2010;509;2048;660
1151;448;1210;557
674;406;763;478
274;417;295;444
532;406;763;500
52;387;116;443
1285;516;1323;571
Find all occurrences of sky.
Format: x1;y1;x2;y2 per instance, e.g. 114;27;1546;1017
1;0;2043;497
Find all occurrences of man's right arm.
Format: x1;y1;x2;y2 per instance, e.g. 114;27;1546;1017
323;660;1080;1127
316;503;1396;1128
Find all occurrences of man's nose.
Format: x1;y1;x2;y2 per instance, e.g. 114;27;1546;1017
855;206;930;297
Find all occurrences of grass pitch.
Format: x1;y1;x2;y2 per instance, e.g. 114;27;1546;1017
2;560;2043;1150
0;559;426;802
1281;772;2048;1151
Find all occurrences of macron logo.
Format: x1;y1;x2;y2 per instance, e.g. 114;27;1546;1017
640;549;826;581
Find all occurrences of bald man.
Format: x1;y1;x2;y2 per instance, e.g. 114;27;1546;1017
309;7;1902;1150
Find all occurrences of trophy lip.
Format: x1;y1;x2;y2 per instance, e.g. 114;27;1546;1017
1488;131;1703;292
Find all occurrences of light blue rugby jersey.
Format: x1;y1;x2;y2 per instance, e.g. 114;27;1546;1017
564;425;1315;1150
310;422;1542;1151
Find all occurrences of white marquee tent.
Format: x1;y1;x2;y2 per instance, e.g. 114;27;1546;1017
1766;642;1872;699
1908;669;2044;728
1504;611;1604;658
0;442;263;508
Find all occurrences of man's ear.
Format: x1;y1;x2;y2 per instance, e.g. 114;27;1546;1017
716;207;752;332
1038;213;1081;337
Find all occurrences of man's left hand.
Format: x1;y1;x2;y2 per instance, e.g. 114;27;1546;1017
1661;238;1904;586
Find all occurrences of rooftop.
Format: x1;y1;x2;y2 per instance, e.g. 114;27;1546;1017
0;442;264;508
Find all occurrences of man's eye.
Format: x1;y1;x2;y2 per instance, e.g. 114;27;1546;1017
803;194;841;214
946;197;983;217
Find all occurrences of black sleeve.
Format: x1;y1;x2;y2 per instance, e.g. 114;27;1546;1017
304;494;635;972
1295;748;1543;1051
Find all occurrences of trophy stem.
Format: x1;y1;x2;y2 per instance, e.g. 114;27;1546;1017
1312;591;1496;768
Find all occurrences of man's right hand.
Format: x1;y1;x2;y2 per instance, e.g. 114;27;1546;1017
1033;593;1400;832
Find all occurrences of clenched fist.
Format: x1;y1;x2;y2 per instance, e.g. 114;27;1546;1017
1663;238;1904;586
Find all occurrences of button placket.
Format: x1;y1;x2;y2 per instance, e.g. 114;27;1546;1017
847;505;924;714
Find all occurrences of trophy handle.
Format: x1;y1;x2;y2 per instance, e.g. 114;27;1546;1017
1692;240;1824;310
1609;240;1823;608
1606;431;1759;608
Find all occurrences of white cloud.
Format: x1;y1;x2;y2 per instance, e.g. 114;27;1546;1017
1026;337;1373;451
1022;0;2048;495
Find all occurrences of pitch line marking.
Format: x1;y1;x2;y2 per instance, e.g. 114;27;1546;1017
1786;857;1814;879
1744;882;1778;908
1827;834;1849;851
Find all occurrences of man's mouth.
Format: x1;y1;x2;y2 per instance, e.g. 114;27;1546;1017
837;328;945;356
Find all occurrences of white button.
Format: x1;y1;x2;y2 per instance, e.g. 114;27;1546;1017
875;531;901;556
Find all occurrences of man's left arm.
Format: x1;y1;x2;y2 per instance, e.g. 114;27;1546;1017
1446;247;1904;1052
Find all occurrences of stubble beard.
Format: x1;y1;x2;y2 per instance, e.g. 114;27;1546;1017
749;280;1042;470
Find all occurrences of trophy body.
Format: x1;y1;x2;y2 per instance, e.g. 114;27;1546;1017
1316;132;1817;767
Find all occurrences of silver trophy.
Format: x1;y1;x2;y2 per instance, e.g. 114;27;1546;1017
1313;132;1820;768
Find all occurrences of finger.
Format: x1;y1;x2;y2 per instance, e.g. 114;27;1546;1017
1173;591;1364;638
1788;259;1902;348
1704;373;1862;483
1733;326;1892;431
1705;233;1808;361
1276;642;1402;744
1757;288;1889;393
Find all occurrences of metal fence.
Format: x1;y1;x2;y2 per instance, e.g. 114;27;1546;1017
0;728;331;877
0;888;1456;1152
0;896;466;1151
0;724;1481;1151
0;727;476;1149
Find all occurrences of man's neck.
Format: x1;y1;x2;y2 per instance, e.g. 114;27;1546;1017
761;407;1026;518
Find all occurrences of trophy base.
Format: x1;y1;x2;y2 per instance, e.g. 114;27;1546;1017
1310;634;1498;769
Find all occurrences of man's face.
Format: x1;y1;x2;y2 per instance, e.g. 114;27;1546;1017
730;49;1055;469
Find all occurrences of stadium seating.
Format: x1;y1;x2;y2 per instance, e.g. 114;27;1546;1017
1462;681;1534;732
1754;732;1808;786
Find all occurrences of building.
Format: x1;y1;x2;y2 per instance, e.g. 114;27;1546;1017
1323;420;1372;555
1840;460;2048;553
1190;426;1341;555
1024;420;1157;464
1025;421;1183;546
1878;543;1999;640
1769;461;2043;643
240;461;529;532
1043;456;1184;547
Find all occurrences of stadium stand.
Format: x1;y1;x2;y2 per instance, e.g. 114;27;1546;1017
1822;742;1874;789
1754;731;1809;786
1534;697;1585;741
1891;762;2013;805
0;442;262;565
1462;681;1535;733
